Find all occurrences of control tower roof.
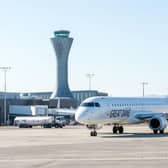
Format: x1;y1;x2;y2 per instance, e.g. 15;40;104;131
54;30;70;38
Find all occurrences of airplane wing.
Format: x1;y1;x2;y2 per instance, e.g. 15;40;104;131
134;112;165;120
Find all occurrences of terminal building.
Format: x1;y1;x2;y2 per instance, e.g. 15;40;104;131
0;90;107;104
29;90;107;105
0;90;108;125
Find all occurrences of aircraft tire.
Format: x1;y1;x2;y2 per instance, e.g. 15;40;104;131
160;130;164;134
90;131;93;136
118;126;124;134
113;126;118;134
153;130;158;134
90;131;97;136
94;131;97;136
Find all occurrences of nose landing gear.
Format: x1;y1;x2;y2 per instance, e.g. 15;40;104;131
90;130;97;136
113;124;124;134
88;125;100;136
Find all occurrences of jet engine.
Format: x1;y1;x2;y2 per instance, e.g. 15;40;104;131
86;124;103;130
149;116;168;131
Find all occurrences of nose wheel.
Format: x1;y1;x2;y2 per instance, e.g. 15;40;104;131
113;125;124;134
90;130;97;136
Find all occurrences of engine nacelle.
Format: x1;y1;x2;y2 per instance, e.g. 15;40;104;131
86;124;103;130
149;116;168;131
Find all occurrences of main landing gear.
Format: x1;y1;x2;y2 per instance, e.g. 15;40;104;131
113;124;124;134
153;129;164;134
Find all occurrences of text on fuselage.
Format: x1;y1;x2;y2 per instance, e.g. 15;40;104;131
109;109;130;118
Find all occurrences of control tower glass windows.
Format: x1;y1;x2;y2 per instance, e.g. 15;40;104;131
54;31;70;38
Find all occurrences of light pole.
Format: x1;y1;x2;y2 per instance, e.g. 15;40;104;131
86;73;95;90
141;82;148;97
0;67;11;124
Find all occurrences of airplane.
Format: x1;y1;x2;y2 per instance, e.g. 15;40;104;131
75;96;168;136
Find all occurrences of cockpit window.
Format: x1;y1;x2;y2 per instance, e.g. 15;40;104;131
81;102;101;107
81;102;94;107
95;102;100;107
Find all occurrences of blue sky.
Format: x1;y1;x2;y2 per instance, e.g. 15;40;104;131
0;0;168;96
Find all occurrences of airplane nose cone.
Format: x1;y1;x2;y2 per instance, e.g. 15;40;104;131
75;112;82;123
75;109;88;124
75;113;79;122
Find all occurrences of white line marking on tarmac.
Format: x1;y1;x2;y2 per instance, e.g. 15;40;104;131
0;157;168;162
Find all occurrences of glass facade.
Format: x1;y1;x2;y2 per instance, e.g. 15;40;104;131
54;31;70;38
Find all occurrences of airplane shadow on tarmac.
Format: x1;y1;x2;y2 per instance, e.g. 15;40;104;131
99;132;168;138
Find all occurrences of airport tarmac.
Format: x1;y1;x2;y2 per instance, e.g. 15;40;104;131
0;125;168;168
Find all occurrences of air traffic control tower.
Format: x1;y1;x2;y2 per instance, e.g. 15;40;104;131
50;30;74;101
